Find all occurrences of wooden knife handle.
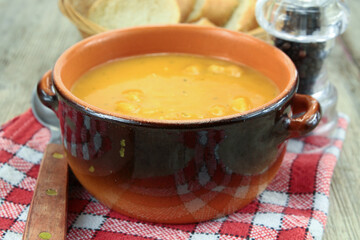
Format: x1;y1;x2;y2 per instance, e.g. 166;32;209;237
22;144;68;240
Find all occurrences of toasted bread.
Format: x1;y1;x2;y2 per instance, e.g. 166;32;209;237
88;0;181;29
193;17;217;27
186;0;238;26
225;0;258;32
176;0;196;22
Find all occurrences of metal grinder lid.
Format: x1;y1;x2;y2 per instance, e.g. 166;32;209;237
255;0;350;42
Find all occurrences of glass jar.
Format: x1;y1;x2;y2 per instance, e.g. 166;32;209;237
256;0;349;136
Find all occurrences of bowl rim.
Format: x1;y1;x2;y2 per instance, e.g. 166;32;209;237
53;25;298;128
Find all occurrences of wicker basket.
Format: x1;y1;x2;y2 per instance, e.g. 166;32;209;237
59;0;106;38
58;0;269;41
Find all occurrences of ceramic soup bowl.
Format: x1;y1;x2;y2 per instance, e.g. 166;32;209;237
38;25;321;224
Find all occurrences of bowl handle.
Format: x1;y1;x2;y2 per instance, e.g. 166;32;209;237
285;93;322;138
37;70;58;110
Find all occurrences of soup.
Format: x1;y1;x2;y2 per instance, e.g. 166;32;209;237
71;54;279;120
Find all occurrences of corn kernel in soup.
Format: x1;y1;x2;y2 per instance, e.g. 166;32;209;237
71;54;279;120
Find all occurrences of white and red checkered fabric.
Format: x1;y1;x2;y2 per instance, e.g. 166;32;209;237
0;110;349;240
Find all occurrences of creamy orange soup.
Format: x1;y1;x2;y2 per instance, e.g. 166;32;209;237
71;54;279;120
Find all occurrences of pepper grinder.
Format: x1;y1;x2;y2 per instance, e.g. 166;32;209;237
256;0;349;136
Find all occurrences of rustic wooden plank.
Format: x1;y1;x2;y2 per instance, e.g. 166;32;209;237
342;0;360;68
0;0;81;124
323;36;360;240
22;144;68;240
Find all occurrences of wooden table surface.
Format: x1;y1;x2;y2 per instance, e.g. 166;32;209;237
1;0;359;239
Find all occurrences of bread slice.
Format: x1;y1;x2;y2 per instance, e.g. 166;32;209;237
193;17;217;27
88;0;181;29
225;0;258;32
186;0;238;26
176;0;196;22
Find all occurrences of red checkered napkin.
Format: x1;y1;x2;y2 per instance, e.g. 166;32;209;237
0;110;349;240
